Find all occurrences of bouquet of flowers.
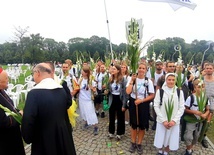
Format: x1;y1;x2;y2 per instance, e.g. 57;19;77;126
196;80;207;117
0;104;22;124
176;50;186;89
89;74;96;100
150;52;156;79
127;18;142;74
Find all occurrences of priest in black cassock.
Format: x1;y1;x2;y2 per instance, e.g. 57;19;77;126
21;63;76;155
0;68;25;155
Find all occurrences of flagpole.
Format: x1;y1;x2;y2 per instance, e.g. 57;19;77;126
104;0;114;60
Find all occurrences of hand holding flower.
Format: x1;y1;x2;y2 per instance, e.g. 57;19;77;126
104;89;109;95
195;111;203;116
19;110;23;116
131;74;137;82
168;120;176;128
163;121;169;129
200;113;207;119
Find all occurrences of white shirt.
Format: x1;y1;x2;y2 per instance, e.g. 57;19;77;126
127;78;154;99
111;80;121;95
95;72;106;90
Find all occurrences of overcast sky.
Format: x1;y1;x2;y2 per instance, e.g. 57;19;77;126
0;0;213;46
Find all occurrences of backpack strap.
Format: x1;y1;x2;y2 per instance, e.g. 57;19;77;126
73;67;76;75
160;88;164;106
190;94;194;108
144;77;149;98
160;88;180;106
177;88;180;98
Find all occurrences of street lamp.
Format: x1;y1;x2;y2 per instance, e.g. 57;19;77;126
201;41;214;67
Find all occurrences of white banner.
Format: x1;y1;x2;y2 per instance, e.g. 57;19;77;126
139;0;197;11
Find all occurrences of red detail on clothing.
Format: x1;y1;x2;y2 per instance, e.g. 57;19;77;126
0;68;3;73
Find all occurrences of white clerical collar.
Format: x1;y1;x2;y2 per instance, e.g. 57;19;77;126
33;78;63;90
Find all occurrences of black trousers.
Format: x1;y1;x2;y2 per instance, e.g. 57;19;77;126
108;94;125;135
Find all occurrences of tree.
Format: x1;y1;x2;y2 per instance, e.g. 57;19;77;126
206;53;214;63
184;51;194;65
13;26;29;63
195;52;203;64
93;51;100;61
28;34;44;63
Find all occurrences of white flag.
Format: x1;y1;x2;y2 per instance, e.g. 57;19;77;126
139;0;197;11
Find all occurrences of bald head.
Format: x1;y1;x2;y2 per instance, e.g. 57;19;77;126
0;69;9;90
33;63;52;84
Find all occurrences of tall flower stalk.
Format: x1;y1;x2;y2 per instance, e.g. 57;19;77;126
176;50;186;88
89;74;96;100
102;74;109;88
89;57;96;72
165;87;175;122
76;52;82;78
150;51;156;79
127;18;142;74
0;104;22;124
196;80;207;119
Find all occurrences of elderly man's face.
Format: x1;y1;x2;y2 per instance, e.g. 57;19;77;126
0;71;9;90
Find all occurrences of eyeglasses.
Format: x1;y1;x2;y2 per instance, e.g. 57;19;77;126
168;66;175;68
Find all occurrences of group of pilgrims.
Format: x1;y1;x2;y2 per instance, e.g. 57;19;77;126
58;58;214;155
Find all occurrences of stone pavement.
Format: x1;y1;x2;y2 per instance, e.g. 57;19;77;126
25;111;214;155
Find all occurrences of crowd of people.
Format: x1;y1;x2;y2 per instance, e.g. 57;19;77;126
0;58;213;155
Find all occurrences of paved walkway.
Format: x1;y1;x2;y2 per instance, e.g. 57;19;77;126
25;112;214;155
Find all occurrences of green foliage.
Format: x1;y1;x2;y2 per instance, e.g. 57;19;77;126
164;88;175;122
0;29;213;65
195;52;203;64
207;53;214;63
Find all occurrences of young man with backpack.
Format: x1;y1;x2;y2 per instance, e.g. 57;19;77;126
183;79;210;155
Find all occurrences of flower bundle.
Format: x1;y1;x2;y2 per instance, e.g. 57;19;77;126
89;74;96;100
102;74;109;89
150;52;156;79
104;55;111;68
176;50;186;89
158;50;165;62
89;57;96;75
164;88;175;122
196;80;207;114
127;18;142;74
0;104;22;124
76;52;83;78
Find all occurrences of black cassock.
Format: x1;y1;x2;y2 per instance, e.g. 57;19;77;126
0;90;25;155
21;87;76;155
